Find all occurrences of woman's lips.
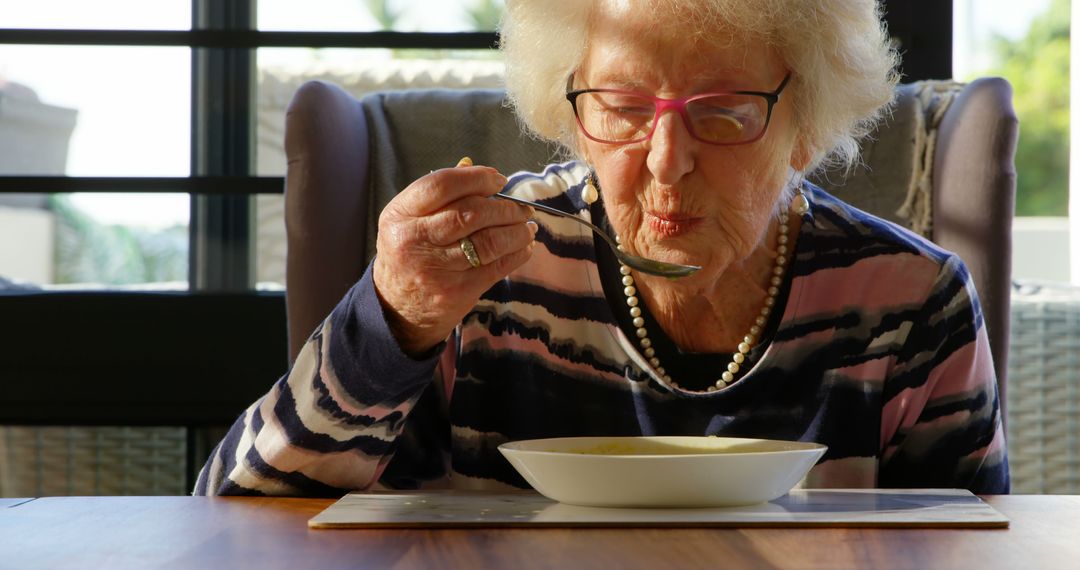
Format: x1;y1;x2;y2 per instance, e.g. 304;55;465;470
645;212;702;237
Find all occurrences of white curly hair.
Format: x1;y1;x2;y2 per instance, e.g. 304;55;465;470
499;0;900;173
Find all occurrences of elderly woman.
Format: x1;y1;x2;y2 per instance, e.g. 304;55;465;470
196;0;1008;496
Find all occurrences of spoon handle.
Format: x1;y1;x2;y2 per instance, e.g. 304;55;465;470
493;193;619;250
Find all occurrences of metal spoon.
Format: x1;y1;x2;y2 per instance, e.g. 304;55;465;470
494;193;701;279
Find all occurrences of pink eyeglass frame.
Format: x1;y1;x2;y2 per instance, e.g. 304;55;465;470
565;71;793;146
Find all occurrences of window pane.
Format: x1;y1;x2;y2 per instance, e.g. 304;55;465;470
1;0;190;30
0;44;191;291
258;0;505;32
0;193;189;290
253;47;504;288
0;45;191;177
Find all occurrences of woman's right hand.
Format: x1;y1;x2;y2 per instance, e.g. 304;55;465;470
372;160;537;357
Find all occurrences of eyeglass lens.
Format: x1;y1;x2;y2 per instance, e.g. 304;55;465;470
576;92;769;144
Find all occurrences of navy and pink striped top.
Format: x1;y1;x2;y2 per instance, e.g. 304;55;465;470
195;161;1009;496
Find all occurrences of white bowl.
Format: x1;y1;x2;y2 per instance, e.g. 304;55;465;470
498;436;827;508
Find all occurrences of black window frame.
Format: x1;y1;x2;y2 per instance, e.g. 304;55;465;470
0;0;950;490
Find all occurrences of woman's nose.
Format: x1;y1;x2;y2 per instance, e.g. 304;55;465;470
646;111;695;185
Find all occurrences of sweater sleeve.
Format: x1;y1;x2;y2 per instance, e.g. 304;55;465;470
194;262;447;496
878;254;1010;493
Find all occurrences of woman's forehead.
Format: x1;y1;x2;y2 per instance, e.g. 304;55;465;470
584;0;784;88
582;30;783;92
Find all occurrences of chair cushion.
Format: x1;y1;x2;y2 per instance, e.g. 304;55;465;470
811;81;963;238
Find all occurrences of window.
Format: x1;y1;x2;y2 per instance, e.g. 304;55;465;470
0;0;505;292
0;0;503;496
0;27;191;290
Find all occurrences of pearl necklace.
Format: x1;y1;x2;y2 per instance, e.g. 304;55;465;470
617;203;799;393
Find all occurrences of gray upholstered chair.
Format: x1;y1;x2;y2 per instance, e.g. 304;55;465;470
282;79;1018;402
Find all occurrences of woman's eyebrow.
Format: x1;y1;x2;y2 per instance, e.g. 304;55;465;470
586;72;758;93
582;73;648;90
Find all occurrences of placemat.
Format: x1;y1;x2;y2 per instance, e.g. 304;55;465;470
308;488;1009;529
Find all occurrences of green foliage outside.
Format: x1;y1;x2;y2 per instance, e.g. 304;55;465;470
464;0;505;31
359;0;506;61
359;0;504;31
49;195;187;286
973;0;1070;216
362;0;402;30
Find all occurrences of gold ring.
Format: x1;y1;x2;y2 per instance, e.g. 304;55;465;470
460;237;482;268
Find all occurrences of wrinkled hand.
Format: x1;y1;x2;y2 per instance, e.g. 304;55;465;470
373;158;537;356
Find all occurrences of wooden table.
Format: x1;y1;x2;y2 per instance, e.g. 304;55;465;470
2;495;1077;569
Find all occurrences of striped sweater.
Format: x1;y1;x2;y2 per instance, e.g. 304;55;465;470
195;161;1009;496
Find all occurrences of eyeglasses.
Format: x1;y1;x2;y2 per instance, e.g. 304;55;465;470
565;72;792;146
